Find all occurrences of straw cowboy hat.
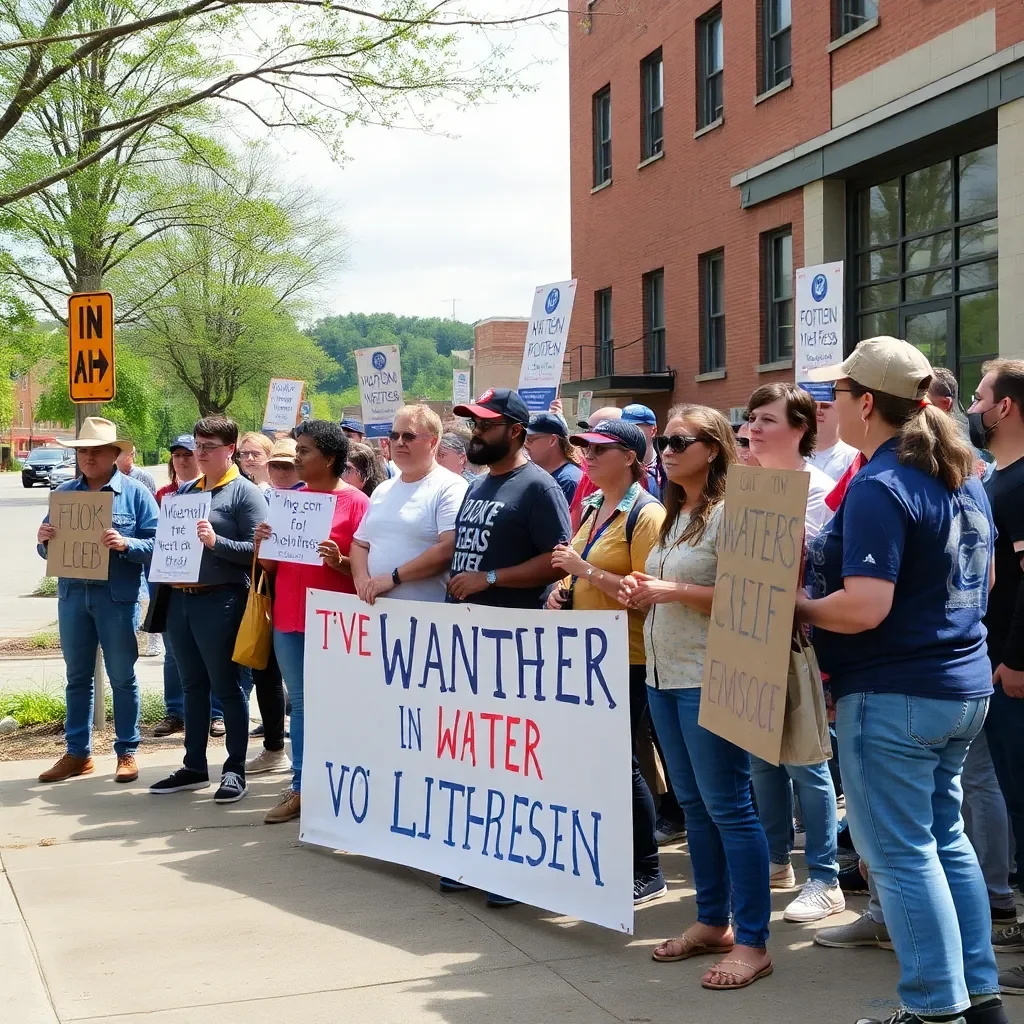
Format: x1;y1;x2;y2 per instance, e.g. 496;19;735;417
66;416;133;453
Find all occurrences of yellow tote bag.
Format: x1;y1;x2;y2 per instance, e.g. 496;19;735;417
232;545;272;670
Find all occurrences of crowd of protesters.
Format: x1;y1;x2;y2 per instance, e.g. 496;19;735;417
30;338;1024;1024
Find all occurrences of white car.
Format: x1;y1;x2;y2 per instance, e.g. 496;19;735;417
48;464;77;489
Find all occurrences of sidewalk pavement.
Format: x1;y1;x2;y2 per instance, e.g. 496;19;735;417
0;753;982;1024
0;654;166;695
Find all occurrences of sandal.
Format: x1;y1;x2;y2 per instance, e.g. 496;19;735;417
701;957;774;990
652;935;734;963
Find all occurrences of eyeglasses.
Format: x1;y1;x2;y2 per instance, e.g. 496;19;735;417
580;443;626;458
736;437;750;449
194;442;227;455
655;434;703;454
171;450;195;457
389;431;424;444
344;462;363;476
471;418;510;434
237;449;264;460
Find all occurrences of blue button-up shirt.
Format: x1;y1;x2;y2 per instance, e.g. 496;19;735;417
38;469;159;603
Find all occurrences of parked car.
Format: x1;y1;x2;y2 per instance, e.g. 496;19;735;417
21;447;75;488
48;463;77;489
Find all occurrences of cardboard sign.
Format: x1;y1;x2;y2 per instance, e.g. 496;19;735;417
259;488;338;565
263;378;305;432
517;280;578;412
698;465;810;766
46;490;114;581
355;346;404;439
301;592;634;933
795;261;844;402
148;493;211;584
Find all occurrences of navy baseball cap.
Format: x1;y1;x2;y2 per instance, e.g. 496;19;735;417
453;387;531;427
622;403;657;426
170;434;196;452
569;419;648;463
527;412;568;438
340;418;365;434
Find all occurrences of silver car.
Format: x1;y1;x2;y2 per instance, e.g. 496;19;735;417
48;463;77;489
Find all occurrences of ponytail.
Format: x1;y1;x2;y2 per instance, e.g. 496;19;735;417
848;381;974;491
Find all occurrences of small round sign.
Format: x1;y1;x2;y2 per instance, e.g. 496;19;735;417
811;274;828;303
372;351;387;370
545;288;560;315
300;400;312;417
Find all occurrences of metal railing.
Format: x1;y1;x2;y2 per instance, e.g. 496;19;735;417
566;333;670;381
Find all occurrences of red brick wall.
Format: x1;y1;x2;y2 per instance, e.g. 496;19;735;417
473;319;529;395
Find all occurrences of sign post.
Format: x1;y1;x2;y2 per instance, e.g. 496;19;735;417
795;261;844;401
517;280;578;412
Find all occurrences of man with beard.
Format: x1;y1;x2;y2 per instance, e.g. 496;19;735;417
442;387;571;908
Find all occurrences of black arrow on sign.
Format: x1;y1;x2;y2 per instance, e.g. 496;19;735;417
90;349;109;381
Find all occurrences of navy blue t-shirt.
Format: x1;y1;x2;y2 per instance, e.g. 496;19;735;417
449;460;571;609
806;438;994;701
550;460;583;505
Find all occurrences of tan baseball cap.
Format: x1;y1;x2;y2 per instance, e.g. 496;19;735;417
806;336;933;400
268;438;297;465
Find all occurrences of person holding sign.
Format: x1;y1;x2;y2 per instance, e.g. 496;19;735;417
797;338;1000;1024
547;419;667;907
255;420;369;825
35;417;158;785
618;405;775;992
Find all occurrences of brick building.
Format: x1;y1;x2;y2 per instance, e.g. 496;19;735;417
2;366;71;462
562;1;1024;424
470;317;530;395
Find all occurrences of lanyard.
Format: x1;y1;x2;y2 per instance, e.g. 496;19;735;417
578;504;620;571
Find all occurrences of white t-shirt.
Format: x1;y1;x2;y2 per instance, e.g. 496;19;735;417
803;461;836;541
809;440;859;482
354;465;468;602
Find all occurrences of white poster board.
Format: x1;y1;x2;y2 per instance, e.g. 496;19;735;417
517;280;578;412
576;391;593;423
263;378;305;432
452;369;471;405
259;488;338;565
355;346;404;439
795;261;844;402
148;493;211;584
301;591;634;933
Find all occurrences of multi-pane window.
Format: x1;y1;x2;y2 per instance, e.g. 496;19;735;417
643;270;666;372
698;8;724;128
853;144;998;399
595;288;613;376
592;86;612;187
701;251;726;372
641;50;664;160
834;0;877;39
762;0;792;92
764;229;793;361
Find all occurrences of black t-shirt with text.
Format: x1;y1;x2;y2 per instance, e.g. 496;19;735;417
984;456;1024;669
449;461;571;609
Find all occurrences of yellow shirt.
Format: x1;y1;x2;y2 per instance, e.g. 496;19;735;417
565;487;666;664
198;464;240;491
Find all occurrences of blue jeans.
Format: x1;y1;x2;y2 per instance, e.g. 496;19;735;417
57;583;141;758
750;756;839;885
162;633;223;722
647;686;771;948
166;588;249;778
274;629;305;792
984;682;1024;871
837;692;997;1015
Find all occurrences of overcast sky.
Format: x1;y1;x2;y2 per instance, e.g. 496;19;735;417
277;13;571;326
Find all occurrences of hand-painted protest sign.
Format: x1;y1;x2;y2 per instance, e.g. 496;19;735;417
263;378;305;432
517;280;578;412
302;592;634;933
576;391;593;423
148;493;211;584
796;261;844;402
46;490;114;581
698;465;809;766
452;369;471;405
259;488;338;565
355;346;404;439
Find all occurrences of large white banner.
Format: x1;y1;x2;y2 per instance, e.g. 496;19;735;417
148;493;211;584
517;280;578;412
355;346;404;439
301;591;634;933
795;261;844;401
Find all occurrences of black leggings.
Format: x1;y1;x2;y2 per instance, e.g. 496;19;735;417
629;663;661;879
251;643;286;752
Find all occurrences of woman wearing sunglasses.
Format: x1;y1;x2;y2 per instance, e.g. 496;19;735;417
547;419;668;908
618;405;774;992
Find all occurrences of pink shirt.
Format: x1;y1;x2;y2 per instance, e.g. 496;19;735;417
270;485;369;633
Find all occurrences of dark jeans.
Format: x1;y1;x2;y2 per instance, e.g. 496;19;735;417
163;632;222;721
985;683;1024;863
243;645;286;752
166;587;249;778
629;664;661;879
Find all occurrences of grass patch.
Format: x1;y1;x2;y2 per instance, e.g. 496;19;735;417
32;577;58;597
0;687;167;727
29;629;60;650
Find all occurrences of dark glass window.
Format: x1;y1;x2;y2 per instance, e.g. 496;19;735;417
643;269;666;372
592;87;611;187
698;8;724;129
641;50;664;160
701;251;726;372
852;144;998;395
764;229;793;361
762;0;791;92
595;288;613;375
834;0;877;40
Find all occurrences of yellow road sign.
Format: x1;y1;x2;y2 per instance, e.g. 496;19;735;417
68;291;115;403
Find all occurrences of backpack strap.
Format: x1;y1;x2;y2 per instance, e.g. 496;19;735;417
625;489;659;545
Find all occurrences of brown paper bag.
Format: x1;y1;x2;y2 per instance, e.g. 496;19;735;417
232;545;272;670
778;631;832;767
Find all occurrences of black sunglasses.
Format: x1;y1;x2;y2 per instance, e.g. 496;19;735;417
388;431;423;444
655;434;702;454
736;436;750;449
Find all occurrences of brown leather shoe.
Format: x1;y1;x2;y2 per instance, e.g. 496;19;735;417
115;755;138;784
38;754;94;783
264;789;301;824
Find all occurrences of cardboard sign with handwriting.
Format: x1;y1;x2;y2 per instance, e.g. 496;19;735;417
46;490;115;581
698;465;809;766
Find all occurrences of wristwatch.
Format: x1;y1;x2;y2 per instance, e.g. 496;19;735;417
486;570;498;586
392;568;402;586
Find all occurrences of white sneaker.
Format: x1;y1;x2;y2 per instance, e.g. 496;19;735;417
769;862;796;889
245;747;290;775
783;879;846;923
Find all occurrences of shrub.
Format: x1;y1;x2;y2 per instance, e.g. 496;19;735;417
32;577;58;597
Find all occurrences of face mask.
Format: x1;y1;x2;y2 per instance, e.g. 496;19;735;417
968;407;999;450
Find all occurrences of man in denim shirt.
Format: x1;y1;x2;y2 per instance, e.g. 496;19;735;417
35;418;158;785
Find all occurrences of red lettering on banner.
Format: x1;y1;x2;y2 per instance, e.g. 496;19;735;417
437;706;459;759
316;609;331;650
504;716;521;774
479;712;501;769
358;614;370;657
435;706;542;777
459;711;477;767
525;718;543;780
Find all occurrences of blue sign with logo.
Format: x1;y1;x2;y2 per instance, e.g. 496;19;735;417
300;400;312;418
545;288;560;315
811;274;828;303
372;351;387;371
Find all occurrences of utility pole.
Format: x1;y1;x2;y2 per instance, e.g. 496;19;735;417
442;299;461;321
